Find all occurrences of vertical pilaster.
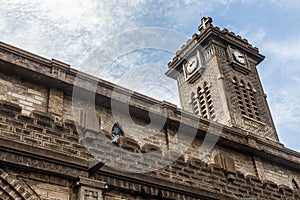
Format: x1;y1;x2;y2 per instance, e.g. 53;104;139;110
48;88;64;116
253;156;266;180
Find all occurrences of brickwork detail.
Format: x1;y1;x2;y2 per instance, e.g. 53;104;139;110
1;91;300;199
1;95;299;193
25;181;70;200
0;73;48;116
48;88;64;116
263;161;300;190
96;157;300;200
0;100;91;159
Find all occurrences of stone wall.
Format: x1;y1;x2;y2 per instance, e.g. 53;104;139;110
0;72;48;115
0;97;300;199
0;41;300;199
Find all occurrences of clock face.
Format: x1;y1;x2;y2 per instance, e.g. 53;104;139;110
233;50;246;64
185;56;198;74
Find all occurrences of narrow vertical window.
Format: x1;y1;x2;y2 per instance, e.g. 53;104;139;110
233;77;244;115
191;82;215;120
232;77;260;121
240;80;247;114
247;83;260;121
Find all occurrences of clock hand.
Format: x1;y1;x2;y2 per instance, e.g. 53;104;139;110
189;60;195;67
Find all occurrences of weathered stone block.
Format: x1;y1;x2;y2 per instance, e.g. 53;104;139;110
48;88;64;116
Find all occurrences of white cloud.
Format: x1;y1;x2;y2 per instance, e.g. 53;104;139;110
268;87;300;151
263;38;300;62
248;28;266;45
269;0;300;9
261;37;300;84
1;0;147;62
269;89;300;125
0;0;283;79
225;26;266;47
260;36;300;151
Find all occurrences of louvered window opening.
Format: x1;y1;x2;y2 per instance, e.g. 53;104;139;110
232;77;260;121
191;82;215;120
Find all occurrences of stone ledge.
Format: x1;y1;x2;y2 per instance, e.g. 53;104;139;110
76;177;108;190
97;167;234;200
0;100;22;113
30;110;55;124
0;137;88;170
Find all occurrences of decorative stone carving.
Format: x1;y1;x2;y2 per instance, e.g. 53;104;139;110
76;177;107;200
203;45;226;62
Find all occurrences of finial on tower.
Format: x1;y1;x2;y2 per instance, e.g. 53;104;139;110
198;17;213;33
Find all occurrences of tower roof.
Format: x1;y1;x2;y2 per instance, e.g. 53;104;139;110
167;17;265;71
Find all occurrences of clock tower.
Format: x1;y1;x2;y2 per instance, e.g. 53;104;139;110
166;17;279;142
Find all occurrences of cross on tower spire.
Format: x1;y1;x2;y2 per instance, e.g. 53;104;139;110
198;17;213;32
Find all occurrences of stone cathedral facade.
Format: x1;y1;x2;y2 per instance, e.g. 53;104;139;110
0;18;299;200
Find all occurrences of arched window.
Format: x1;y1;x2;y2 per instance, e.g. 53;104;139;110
232;77;260;121
191;82;215;120
292;178;299;190
111;122;123;146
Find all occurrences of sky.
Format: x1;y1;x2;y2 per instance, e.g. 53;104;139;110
0;0;299;152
